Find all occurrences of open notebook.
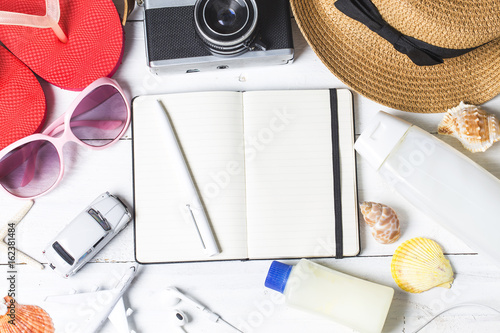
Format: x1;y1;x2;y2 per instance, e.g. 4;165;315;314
132;89;358;263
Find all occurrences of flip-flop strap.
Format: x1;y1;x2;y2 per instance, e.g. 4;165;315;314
0;0;67;43
113;0;136;26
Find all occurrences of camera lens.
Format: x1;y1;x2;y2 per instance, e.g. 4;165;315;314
205;0;246;35
195;0;258;56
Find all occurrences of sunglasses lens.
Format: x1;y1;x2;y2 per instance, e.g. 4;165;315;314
70;85;128;147
0;140;60;198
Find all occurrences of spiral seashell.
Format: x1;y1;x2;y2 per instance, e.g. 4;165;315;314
359;201;400;244
391;238;454;293
0;296;54;333
438;101;500;153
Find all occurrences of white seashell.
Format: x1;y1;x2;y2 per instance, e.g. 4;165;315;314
438;101;500;152
359;201;400;244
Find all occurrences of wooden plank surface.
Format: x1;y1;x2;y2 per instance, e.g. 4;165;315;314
0;5;499;333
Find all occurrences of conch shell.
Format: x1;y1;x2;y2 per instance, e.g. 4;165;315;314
359;201;400;244
391;237;454;293
0;296;54;332
438;101;500;152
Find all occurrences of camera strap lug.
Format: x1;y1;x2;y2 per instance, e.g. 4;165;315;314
246;35;267;52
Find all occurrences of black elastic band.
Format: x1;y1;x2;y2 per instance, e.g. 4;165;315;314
335;0;476;66
330;89;344;259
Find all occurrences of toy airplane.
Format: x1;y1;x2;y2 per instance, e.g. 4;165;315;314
45;265;139;333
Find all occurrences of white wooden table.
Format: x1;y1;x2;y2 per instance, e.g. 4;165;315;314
1;6;500;333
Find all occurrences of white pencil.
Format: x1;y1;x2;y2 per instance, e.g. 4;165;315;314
156;100;220;257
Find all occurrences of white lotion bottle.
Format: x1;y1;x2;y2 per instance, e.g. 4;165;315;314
355;111;500;267
264;259;394;333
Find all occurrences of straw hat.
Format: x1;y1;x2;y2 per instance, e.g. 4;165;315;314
290;0;500;113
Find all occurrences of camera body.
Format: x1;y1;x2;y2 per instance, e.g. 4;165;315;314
143;0;295;74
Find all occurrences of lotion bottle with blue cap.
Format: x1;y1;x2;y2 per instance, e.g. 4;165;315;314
265;259;394;333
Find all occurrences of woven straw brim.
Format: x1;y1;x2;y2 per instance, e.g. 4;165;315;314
290;0;500;113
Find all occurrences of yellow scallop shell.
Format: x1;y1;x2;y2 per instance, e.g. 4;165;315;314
391;237;454;293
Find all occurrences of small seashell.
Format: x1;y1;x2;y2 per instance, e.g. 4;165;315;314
0;296;54;333
359;201;400;244
391;237;454;293
438;101;500;152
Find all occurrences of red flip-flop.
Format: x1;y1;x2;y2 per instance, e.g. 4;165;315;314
0;46;46;150
0;0;124;91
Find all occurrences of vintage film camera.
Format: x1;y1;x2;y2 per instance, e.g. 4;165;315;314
143;0;295;74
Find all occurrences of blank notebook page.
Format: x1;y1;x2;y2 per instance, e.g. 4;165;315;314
133;92;248;263
336;89;358;256
243;90;340;259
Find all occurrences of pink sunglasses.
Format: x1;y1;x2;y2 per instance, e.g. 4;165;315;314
0;78;130;199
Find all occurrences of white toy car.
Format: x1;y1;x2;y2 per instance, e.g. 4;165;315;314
43;192;132;278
